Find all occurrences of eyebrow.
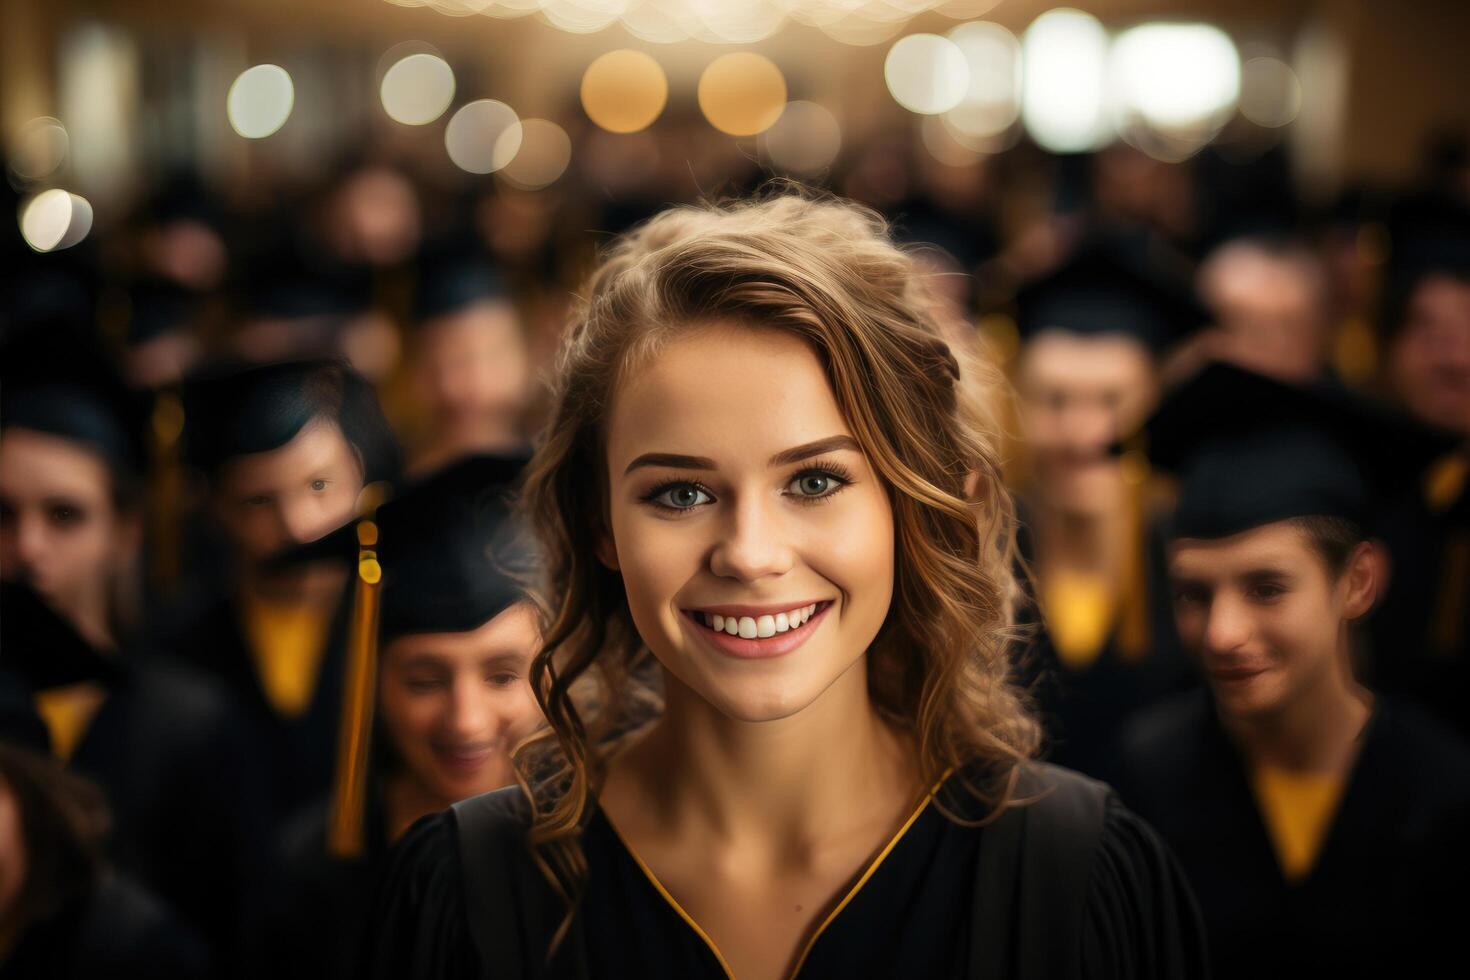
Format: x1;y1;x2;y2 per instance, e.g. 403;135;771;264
623;435;861;475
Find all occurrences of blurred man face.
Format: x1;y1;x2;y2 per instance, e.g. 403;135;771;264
0;429;139;634
378;603;543;804
211;418;364;568
414;301;529;428
1169;522;1376;721
1199;242;1331;383
1018;331;1157;516
1388;274;1470;435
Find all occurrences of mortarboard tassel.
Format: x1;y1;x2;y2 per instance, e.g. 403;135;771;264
327;520;383;858
147;391;187;595
1115;442;1153;662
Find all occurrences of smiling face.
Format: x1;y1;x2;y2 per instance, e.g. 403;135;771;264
1017;331;1157;516
211;418;365;567
1168;521;1375;720
602;324;896;723
378;602;543;804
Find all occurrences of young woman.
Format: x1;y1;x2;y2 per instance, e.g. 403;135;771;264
371;194;1205;979
266;455;543;980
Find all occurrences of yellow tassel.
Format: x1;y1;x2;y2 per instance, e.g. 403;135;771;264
327;521;383;858
1115;446;1152;662
148;392;187;594
1432;532;1470;659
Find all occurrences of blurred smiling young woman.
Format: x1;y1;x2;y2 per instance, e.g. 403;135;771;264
371;193;1205;980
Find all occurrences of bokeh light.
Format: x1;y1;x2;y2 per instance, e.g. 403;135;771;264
1110;24;1240;131
1241;56;1303;128
1020;9;1110;153
444;99;523;173
19;188;93;252
541;0;626;35
945;21;1022;139
761;101;843;175
11;117;70;181
697;52;787;137
580;49;668;134
885;34;970;115
933;0;1004;17
380;52;456;126
499;118;573;189
226;64;295;139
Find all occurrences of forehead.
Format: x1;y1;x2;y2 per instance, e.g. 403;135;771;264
1168;521;1316;576
606;324;851;467
1020;331;1152;390
384;602;540;663
0;428;112;500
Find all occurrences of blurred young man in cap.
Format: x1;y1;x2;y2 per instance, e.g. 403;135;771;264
1114;362;1470;979
151;358;399;828
1010;240;1205;777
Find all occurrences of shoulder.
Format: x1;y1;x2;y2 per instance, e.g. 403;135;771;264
1370;697;1470;812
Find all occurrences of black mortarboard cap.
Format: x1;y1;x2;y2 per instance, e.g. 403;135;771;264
181;357;400;484
1380;194;1470;335
412;248;509;324
0;329;149;483
1014;239;1206;355
1143;362;1459;539
270;453;535;640
125;277;200;346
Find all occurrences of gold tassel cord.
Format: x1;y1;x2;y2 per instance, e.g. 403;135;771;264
327;522;382;858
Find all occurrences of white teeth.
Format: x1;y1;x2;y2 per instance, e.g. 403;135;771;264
712;614;724;632
725;616;739;635
756;615;776;637
738;616;758;638
775;612;789;632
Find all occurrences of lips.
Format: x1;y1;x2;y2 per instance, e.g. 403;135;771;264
430;743;496;777
681;600;834;660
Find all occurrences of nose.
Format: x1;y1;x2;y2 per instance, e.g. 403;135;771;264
277;496;331;547
12;512;49;573
1202;593;1252;655
708;493;795;583
445;675;491;742
1059;402;1117;459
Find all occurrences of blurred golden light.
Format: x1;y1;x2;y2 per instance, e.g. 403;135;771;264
227;64;295;139
761;101;843;175
1240;56;1302;128
933;0;1004;17
581;49;668;134
693;1;786;44
499;119;573;189
885;34;970;115
1021;9;1110;153
444;99;523;173
19;189;93;252
11;117;70;181
621;0;695;43
698;52;787;137
542;0;627;35
380;53;456;125
1110;24;1239;131
821;13;908;48
945;21;1021;138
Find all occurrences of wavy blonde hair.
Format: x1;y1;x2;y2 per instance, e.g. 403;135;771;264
517;189;1040;936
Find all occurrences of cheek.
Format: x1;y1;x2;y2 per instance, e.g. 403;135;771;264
379;684;442;751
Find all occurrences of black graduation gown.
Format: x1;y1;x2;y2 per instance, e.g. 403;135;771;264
1367;480;1470;737
258;784;393;980
55;653;270;966
1015;507;1199;782
150;590;352;828
0;871;209;980
1113;690;1470;980
366;762;1208;980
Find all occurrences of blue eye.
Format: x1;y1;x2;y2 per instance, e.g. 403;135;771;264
785;467;850;501
649;483;713;510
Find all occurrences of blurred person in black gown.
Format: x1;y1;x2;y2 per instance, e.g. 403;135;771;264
403;248;533;476
0;338;264;965
1363;200;1470;733
367;195;1205;980
0;731;208;980
1009;241;1204;778
262;454;542;980
149;358;400;829
1114;362;1470;979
